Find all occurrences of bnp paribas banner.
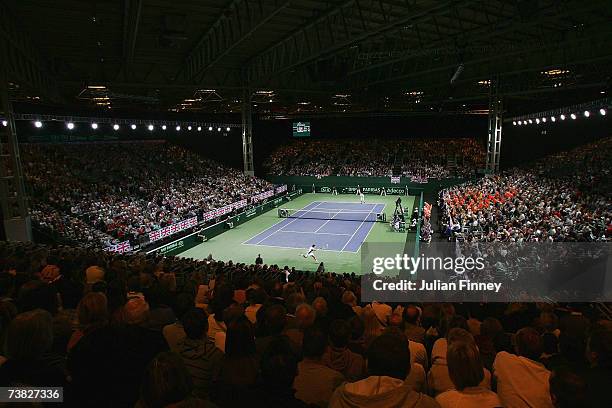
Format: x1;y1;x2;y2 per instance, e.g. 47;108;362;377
317;186;407;195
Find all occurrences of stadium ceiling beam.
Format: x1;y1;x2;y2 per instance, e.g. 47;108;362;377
177;0;292;83
58;79;330;95
120;0;143;78
245;0;477;85
346;0;601;77
0;3;60;102
345;8;612;91
344;36;612;95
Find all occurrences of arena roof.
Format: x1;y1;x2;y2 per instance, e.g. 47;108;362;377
2;0;611;116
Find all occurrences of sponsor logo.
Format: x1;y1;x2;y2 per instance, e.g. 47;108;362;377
320;186;331;193
159;240;184;255
386;187;405;195
246;208;257;218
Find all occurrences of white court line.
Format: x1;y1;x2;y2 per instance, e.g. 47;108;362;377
279;230;351;236
243;241;355;253
240;201;320;245
341;204;377;252
314;210;338;233
254;201;322;245
358;203;386;250
314;201;386;206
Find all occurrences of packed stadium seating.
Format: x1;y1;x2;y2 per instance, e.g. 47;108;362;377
0;240;610;407
21;141;273;249
439;137;612;243
265;138;485;179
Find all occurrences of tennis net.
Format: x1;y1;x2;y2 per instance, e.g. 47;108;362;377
278;208;386;222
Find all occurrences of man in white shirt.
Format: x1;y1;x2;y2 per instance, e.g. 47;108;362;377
493;327;553;408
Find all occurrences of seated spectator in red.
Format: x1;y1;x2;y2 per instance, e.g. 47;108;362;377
493;327;553;408
329;332;439;408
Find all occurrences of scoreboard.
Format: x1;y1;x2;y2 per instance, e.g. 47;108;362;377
292;121;311;137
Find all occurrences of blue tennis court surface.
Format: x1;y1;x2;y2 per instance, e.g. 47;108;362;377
244;201;385;253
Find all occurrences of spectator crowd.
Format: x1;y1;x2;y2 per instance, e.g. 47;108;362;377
265;138;485;179
21;141;272;249
440;137;611;243
0;240;610;408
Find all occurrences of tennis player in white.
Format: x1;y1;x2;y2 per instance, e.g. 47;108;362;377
360;191;365;204
302;244;318;261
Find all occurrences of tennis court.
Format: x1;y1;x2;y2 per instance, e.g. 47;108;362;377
178;193;412;273
243;201;386;252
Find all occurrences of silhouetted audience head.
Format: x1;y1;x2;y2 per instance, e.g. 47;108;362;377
447;338;485;390
549;367;587;408
366;332;410;380
139;352;194;408
302;326;328;359
225;315;255;358
77;292;108;327
516;327;544;361
260;337;299;390
262;304;286;336
181;308;208;340
329;319;351;348
5;309;53;360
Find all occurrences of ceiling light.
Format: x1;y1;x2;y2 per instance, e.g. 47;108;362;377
113;124;119;130
131;124;137;129
91;123;98;129
67;122;75;130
